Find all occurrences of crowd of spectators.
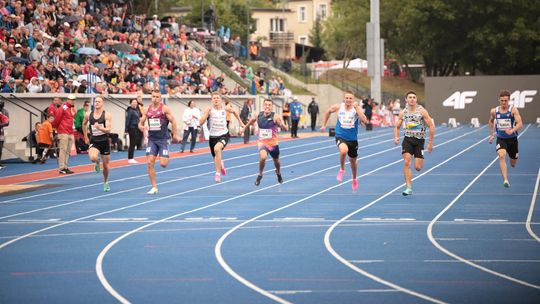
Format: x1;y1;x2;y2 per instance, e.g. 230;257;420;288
0;0;240;96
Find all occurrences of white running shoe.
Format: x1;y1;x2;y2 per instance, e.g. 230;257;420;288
147;187;158;194
128;159;139;164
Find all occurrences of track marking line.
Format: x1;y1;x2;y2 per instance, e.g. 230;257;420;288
526;167;540;243
427;125;540;290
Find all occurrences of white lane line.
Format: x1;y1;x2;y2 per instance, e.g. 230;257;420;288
7;219;61;222
324;127;488;304
526;167;540;243
425;259;540;263
0;140;346;220
97;137;410;304
214;128;482;304
95;218;148;221
1;142;365;251
269;289;398;294
349;260;385;263
361;218;416;221
427;125;540;290
0;137;341;205
454;219;508;222
0;127;411;220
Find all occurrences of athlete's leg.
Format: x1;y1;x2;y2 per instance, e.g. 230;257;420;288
147;155;157;188
403;152;413;188
259;149;268;175
213;142;225;174
350;156;358;179
102;154;110;183
497;148;509;182
338;143;348;171
88;146;101;172
414;157;424;171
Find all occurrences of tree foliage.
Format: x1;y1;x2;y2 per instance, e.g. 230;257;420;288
323;0;540;76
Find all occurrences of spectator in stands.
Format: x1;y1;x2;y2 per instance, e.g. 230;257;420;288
249;41;258;60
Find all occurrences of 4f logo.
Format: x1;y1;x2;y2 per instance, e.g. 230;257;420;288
510;90;537;108
443;91;477;109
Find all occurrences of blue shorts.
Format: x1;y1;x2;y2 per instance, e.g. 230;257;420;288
259;144;280;159
146;139;170;158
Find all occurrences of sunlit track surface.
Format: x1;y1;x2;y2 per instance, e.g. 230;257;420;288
0;126;538;303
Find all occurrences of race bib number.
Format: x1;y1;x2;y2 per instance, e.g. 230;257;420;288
259;128;272;139
339;114;354;129
91;123;105;136
149;118;161;131
497;118;511;130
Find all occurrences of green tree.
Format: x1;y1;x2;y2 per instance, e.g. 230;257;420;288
321;0;369;67
310;16;324;49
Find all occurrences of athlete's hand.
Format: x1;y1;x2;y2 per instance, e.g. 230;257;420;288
488;135;494;144
320;125;326;132
394;137;399;145
427;142;433;153
505;129;514;136
172;134;180;143
83;136;89;145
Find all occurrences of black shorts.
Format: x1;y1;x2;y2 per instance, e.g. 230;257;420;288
89;140;110;155
496;137;519;159
209;133;230;157
335;137;358;158
402;136;424;159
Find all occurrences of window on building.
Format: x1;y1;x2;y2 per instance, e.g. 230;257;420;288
270;18;285;32
319;4;328;20
299;6;307;22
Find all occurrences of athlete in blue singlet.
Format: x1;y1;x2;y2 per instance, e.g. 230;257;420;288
320;90;369;190
488;89;523;187
138;89;179;194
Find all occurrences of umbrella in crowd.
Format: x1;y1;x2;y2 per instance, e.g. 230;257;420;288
6;57;29;64
77;74;103;83
166;79;182;88
63;15;83;23
111;43;134;53
77;47;101;56
95;62;107;69
125;54;142;61
160;22;172;29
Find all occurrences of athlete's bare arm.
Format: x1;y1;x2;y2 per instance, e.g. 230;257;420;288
394;110;405;145
320;103;340;131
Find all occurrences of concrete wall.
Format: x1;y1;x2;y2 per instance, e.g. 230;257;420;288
426;75;540;124
1;93;255;160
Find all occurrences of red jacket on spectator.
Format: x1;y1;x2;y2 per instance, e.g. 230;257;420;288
53;102;75;135
24;65;38;80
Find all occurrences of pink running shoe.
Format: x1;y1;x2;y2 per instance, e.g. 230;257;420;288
352;179;358;190
221;161;227;175
214;173;221;183
336;169;345;182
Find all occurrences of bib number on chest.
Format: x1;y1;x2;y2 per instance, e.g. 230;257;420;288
259;128;272;139
149;118;161;131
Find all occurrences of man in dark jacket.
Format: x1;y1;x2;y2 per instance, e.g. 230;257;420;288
125;98;142;163
240;98;253;144
307;97;319;131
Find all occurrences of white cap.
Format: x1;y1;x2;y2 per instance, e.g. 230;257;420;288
67;94;76;100
63;22;70;27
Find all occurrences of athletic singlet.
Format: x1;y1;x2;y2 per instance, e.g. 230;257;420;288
335;103;359;141
89;110;107;142
209;107;228;137
403;105;426;139
146;103;169;140
257;111;278;146
495;105;517;139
